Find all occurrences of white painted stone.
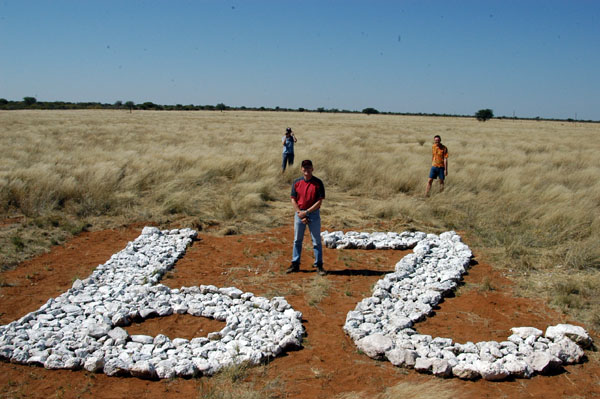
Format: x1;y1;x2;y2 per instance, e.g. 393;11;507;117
545;324;592;348
108;327;129;344
131;335;155;345
414;357;433;373
431;358;452;377
527;352;562;374
155;360;176;379
356;334;393;360
452;363;479;380
548;338;585;364
503;354;533;378
130;360;157;379
510;327;543;339
84;356;105;372
385;348;417;368
475;360;509;381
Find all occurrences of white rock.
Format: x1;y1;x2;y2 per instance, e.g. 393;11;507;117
503;355;533;378
414;357;434;373
139;308;157;319
84;356;105;372
44;354;64;369
356;334;393;359
103;359;128;376
86;323;111;339
452;363;479;380
510;327;543;339
475;360;509;381
526;352;562;374
549;338;585;364
108;327;129;344
155;360;176;379
130;360;157;379
431;358;452;377
131;335;155;345
172;338;189;348
385;348;417;368
545;324;592;348
173;360;196;377
142;227;160;235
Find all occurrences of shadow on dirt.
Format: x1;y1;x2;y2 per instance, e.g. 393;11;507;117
325;269;393;276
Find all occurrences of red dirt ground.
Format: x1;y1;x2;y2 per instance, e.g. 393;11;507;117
0;225;598;399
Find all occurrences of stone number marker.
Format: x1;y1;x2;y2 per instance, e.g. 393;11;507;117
322;230;593;380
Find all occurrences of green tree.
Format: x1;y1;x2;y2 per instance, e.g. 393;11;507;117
140;101;158;110
23;97;37;106
215;103;227;111
475;108;494;121
114;100;123;108
362;107;379;115
125;101;135;113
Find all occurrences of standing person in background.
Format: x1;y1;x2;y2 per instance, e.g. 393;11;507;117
281;127;297;173
425;135;449;197
287;159;326;275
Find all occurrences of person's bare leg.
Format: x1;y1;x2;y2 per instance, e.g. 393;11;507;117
425;178;433;197
439;180;444;192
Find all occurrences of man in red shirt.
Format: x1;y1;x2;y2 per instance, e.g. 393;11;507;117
287;160;326;275
425;135;449;197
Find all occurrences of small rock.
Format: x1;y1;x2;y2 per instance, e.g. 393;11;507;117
414;357;433;373
356;334;393;360
545;324;592;349
549;338;585;364
452;363;479;380
526;352;562;374
386;348;417;368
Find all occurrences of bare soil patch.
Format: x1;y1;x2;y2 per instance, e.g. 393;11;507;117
1;226;598;399
0;216;24;228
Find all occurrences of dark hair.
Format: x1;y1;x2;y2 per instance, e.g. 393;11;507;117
301;159;313;168
434;135;441;140
286;127;292;134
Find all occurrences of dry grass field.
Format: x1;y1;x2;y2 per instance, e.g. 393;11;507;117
0;110;599;397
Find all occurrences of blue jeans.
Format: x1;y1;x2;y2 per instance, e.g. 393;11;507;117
292;209;323;266
282;152;294;171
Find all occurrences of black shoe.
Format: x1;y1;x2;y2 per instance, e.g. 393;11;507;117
315;265;326;276
286;263;299;274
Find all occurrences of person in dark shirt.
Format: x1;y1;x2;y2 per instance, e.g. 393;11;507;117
287;159;326;275
281;127;297;173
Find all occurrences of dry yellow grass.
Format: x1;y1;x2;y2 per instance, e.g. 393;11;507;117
336;379;457;399
1;109;599;330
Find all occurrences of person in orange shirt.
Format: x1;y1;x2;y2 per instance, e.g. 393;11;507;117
425;135;448;197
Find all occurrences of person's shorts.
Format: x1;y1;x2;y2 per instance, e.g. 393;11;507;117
429;166;446;180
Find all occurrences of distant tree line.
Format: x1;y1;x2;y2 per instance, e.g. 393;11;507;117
0;97;596;123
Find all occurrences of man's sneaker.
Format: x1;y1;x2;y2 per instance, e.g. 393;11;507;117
286;263;299;274
316;265;326;276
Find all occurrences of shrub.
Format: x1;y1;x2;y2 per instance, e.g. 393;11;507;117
475;109;494;121
23;97;37;106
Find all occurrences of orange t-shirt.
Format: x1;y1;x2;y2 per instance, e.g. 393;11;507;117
432;144;448;167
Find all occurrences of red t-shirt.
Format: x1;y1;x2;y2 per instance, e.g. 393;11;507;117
291;176;325;210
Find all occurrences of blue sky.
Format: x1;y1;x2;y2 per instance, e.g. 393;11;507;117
1;1;599;120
